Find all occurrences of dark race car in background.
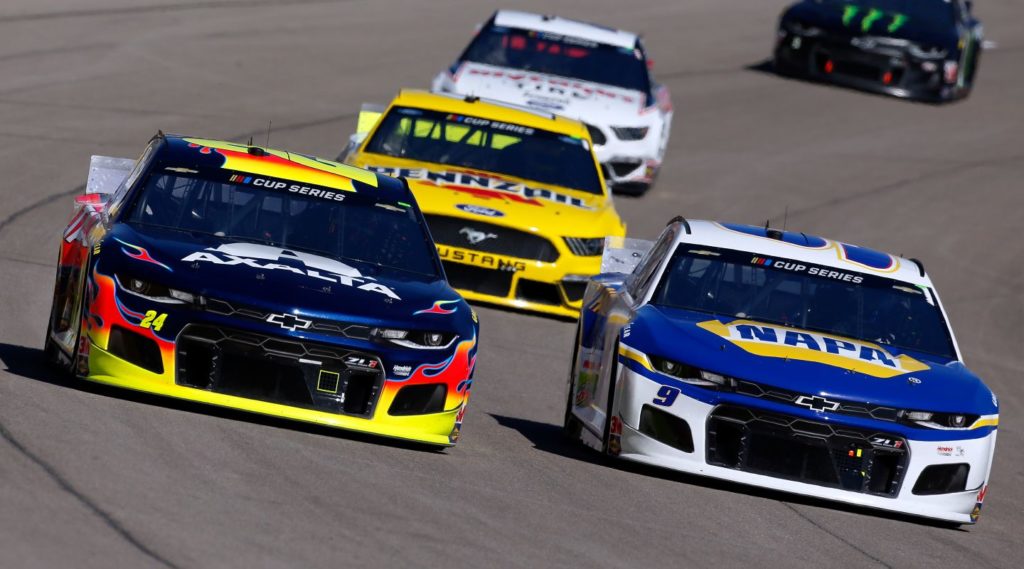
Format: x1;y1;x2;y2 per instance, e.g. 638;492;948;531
774;0;983;102
46;134;479;446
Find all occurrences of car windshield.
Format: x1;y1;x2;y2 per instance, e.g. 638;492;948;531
364;106;604;194
820;0;957;30
651;245;957;359
125;172;440;277
459;24;650;94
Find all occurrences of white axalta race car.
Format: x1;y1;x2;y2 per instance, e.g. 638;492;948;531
566;218;998;525
432;10;673;195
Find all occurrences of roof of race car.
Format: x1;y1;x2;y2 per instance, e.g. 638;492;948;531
493;10;638;49
671;219;934;287
389;90;592;139
157;134;412;201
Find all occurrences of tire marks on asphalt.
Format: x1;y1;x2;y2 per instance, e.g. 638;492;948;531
0;421;180;569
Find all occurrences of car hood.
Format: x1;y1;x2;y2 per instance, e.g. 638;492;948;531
449;62;646;122
348;154;624;237
103;224;463;327
626;305;996;415
784;0;959;50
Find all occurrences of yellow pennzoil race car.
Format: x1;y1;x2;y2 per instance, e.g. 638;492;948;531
341;90;626;318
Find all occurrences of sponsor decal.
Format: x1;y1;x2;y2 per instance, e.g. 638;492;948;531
698;319;930;378
455;203;505;218
414;299;460;316
181;242;400;300
937;445;965;457
870;437;904;450
842;6;908;34
437;245;527;272
463;67;637;104
344;355;379;369
971;485;988;522
368;166;594;210
608;415;623;456
460;227;498;245
266;313;312;331
392;364;412;377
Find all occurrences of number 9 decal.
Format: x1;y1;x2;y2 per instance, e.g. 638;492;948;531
653;385;681;407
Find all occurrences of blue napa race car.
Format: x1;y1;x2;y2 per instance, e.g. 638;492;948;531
46;134;478;446
564;218;998;524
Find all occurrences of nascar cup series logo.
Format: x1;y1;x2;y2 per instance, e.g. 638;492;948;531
698;319;929;378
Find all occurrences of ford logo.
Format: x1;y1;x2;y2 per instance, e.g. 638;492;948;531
456;204;505;218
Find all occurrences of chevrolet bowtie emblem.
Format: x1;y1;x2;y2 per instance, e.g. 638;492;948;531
795;395;840;412
267;313;312;331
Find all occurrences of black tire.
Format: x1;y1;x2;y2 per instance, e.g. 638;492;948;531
43;263;83;377
562;322;584;440
600;339;621;455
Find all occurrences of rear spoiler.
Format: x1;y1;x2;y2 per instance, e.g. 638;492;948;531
601;236;653;275
86;155;135;195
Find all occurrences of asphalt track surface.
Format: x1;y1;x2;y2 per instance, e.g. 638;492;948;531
1;1;1022;567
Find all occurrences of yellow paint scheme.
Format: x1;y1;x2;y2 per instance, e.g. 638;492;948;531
346;91;626;318
85;343;459;447
184;137;378;192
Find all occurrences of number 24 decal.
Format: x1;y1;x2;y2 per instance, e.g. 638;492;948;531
653;385;681;407
140;310;167;331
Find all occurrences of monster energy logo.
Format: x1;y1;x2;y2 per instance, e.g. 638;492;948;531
843;6;908;33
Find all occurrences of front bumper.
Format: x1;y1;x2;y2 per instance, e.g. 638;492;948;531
81;272;473;446
774;31;959;102
437;244;596;319
611;366;996;524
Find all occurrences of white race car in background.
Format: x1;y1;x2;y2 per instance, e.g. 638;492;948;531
432;10;673;195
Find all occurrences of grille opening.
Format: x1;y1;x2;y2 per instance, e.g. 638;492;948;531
343;371;379;415
561;280;587;304
389;384;447;416
426;215;559;262
175;325;385;417
177;338;215;389
217;350;313;407
516;279;562;306
607;160;643;178
707;406;907;496
441;261;513;297
913;464;970;495
638;405;694;453
584;123;606;145
868;451;905;494
708;419;744;466
107;325;163;374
